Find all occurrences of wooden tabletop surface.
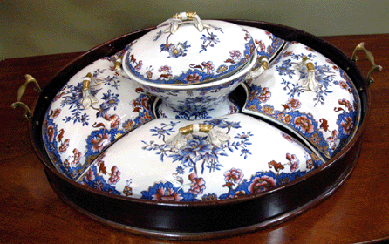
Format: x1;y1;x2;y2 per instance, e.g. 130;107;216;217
1;33;388;243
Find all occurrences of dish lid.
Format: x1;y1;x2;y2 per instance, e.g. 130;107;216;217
243;41;361;159
123;12;256;86
81;113;325;201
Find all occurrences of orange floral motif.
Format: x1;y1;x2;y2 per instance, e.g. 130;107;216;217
286;98;301;110
327;130;338;142
73;148;81;164
339;81;352;92
83;168;95;182
327;130;339;150
319;118;329;132
262;105;274;114
258;87;271;103
97;152;106;173
185;73;202;84
58;139;70;153
123;186;133;196
108;166;120;185
257;40;266;51
152;187;183;201
283;114;292;124
91;133;111;152
286;153;299;172
268;160;284;172
283;51;293;57
146;70;153;79
294;115;314;133
188;173;206;194
122;119;134;131
223;168;244;185
47;125;55;142
50;108;61;118
341;116;353;134
58;128;65;141
309;133;321;145
248;175;276;193
338;98;353;112
105;114;120;129
248;104;258;112
306;159;314;169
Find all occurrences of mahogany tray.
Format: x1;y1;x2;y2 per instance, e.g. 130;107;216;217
28;20;371;240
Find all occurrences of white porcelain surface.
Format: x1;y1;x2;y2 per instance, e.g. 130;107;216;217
41;18;363;202
243;42;361;158
124;19;256;85
42;50;154;179
122;14;260;120
80;113;324;201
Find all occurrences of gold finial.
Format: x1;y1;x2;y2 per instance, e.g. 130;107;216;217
114;57;122;71
114;61;121;71
261;59;269;70
85;72;93;79
306;62;315;71
174;12;197;20
82;72;92;91
186;12;196;20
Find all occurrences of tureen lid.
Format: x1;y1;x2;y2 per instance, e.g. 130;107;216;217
123;12;256;86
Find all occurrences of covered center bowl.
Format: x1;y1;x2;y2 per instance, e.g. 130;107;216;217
122;12;262;119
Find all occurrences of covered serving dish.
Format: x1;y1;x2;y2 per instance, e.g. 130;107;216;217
123;12;264;119
13;12;382;240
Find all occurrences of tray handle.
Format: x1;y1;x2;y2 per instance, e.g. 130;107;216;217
11;74;41;120
351;42;382;86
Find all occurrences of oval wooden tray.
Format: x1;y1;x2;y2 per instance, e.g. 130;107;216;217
28;20;370;240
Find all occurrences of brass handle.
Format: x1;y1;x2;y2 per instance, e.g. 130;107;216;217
11;74;41;120
351;42;383;85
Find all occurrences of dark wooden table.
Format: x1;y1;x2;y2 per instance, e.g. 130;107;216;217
1;33;388;243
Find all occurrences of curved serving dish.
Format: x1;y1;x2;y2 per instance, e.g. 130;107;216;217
28;20;371;240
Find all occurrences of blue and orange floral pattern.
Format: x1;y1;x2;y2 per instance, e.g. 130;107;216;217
42;25;360;202
242;26;285;63
42;49;154;179
141;181;196;201
138;146;323;201
244;42;360;158
160;41;191;58
141;118;252;175
125;24;256;85
82;161;121;195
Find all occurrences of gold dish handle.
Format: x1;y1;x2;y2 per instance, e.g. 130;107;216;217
167;124;230;149
351;42;383;86
11;74;41;120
